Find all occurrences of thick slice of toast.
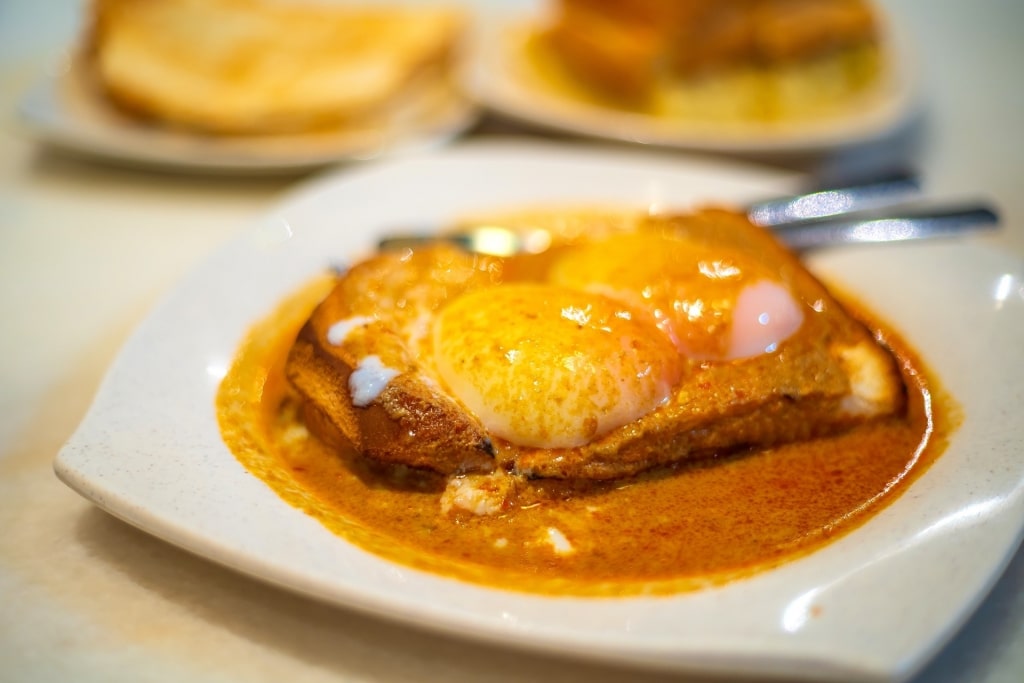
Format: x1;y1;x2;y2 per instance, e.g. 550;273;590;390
539;0;879;112
286;244;500;473
286;208;905;480
88;0;464;134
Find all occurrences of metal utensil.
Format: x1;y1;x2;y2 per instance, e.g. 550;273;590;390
772;204;999;251
378;204;999;256
377;173;1000;256
747;170;921;226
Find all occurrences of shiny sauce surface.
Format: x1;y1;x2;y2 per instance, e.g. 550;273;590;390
216;277;954;596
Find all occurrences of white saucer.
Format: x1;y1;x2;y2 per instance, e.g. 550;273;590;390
18;56;479;174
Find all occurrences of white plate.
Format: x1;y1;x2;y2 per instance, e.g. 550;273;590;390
17;56;479;174
55;142;1024;682
465;8;922;154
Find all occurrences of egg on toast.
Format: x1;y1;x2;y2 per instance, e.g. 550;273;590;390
285;208;905;481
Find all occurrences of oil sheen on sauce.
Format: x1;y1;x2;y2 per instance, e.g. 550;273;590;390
216;276;955;597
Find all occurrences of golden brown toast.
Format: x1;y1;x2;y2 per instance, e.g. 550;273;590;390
540;0;879;110
285;208;905;480
87;0;464;134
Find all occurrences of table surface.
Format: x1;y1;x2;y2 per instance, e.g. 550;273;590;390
2;1;1022;681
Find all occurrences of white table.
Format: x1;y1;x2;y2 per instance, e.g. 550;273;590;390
2;1;1021;681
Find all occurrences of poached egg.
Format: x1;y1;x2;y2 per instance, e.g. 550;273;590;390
431;230;805;449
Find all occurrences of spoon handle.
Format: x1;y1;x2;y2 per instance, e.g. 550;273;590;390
377;203;1001;256
747;171;921;226
773;204;1000;251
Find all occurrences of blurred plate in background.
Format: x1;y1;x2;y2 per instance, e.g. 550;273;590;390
465;8;921;154
18;56;479;174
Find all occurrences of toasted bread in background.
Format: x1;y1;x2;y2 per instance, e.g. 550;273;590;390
87;0;465;134
541;0;881;115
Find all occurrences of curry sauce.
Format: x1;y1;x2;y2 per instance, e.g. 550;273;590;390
216;275;954;597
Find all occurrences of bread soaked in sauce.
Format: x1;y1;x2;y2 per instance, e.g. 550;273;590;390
215;244;952;595
286;208;905;480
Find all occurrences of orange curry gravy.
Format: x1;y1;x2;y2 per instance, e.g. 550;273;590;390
216;276;957;597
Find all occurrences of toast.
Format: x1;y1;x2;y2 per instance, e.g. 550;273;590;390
537;0;881;117
87;0;464;134
285;208;905;481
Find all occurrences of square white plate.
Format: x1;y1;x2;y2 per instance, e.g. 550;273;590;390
55;142;1024;682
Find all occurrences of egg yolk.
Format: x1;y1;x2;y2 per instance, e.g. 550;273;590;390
432;283;683;449
549;232;805;360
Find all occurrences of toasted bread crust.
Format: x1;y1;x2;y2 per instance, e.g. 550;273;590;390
289;322;496;473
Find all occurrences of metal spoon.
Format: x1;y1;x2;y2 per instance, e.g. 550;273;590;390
747;170;922;226
377;173;999;256
771;204;999;251
378;203;999;256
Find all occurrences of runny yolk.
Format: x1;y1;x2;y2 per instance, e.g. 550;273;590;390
432;283;682;449
549;231;805;360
